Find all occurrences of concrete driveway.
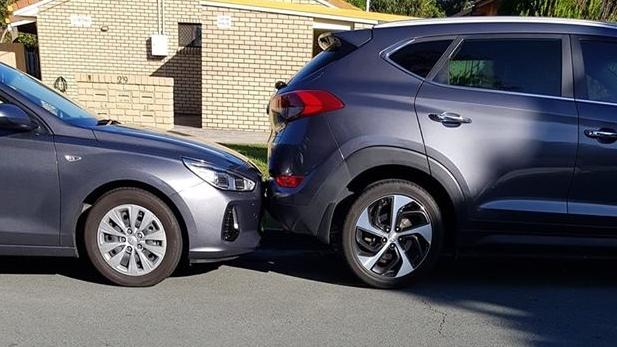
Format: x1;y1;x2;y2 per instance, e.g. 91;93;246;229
0;232;615;346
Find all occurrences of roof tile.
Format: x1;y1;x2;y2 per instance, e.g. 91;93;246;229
9;0;42;12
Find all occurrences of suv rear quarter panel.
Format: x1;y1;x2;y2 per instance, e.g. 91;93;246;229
315;30;427;159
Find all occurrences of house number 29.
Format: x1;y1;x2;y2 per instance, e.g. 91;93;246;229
117;76;128;84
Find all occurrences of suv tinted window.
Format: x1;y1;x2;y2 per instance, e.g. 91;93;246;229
435;38;562;97
389;40;452;78
288;40;356;85
580;40;617;104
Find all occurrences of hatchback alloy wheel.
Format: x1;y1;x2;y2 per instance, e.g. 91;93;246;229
97;204;167;276
84;188;183;287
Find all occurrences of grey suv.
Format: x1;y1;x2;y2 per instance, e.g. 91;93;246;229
267;17;617;288
0;64;261;286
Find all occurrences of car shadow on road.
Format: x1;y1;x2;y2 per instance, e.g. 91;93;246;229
0;255;222;286
216;230;357;286
227;231;617;345
0;256;109;284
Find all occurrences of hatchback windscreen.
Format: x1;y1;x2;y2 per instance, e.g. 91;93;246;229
0;64;96;123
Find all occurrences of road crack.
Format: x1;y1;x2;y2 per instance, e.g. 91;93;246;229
421;298;448;337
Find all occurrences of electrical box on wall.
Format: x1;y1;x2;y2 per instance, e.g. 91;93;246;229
150;34;169;57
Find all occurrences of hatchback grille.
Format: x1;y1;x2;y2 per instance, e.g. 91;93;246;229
222;205;240;241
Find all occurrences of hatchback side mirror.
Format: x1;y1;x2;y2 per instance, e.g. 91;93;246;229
0;104;38;132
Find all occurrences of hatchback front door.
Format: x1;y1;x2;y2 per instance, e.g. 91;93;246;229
0;99;60;246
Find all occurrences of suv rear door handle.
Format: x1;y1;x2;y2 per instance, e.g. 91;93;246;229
429;112;472;125
585;128;617;140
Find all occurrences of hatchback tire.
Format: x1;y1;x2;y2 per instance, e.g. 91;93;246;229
84;188;183;287
342;180;443;288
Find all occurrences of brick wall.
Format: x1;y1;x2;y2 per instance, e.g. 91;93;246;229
34;0;374;131
201;7;313;131
75;73;174;129
36;0;202;126
152;46;202;127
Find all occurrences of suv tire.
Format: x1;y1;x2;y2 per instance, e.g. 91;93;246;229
342;179;443;288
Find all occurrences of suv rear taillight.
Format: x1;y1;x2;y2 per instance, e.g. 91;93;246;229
269;90;344;130
274;174;304;188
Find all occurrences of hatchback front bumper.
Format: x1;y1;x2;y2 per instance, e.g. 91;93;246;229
174;181;262;262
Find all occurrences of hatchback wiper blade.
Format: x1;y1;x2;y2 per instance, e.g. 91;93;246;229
96;119;121;126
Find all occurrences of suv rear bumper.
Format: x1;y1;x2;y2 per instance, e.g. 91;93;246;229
266;158;352;244
267;117;351;243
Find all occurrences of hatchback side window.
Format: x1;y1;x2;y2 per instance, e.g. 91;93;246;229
434;38;562;97
389;40;453;78
580;40;617;104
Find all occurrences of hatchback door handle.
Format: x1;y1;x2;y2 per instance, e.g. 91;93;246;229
429;112;472;125
585;129;617;140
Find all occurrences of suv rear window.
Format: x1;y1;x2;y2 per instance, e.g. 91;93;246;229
580;39;617;104
389;40;452;78
288;37;357;85
435;38;562;97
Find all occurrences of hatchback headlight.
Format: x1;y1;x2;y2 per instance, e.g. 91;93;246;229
183;158;256;192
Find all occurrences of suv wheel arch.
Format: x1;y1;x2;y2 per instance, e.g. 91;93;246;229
322;147;465;253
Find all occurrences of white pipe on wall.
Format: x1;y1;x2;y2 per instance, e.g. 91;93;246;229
156;0;165;34
162;0;165;34
156;0;161;33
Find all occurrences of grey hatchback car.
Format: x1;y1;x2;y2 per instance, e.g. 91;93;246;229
268;17;617;288
0;63;261;286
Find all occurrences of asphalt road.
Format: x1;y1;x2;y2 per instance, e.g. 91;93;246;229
1;232;616;346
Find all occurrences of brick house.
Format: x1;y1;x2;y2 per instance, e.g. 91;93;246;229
7;0;408;130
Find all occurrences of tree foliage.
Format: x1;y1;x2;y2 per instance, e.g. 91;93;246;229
437;0;474;16
348;0;445;17
499;0;617;20
350;0;617;20
371;0;445;17
0;0;38;47
0;0;7;26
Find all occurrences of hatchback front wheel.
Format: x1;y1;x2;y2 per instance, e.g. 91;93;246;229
84;188;183;287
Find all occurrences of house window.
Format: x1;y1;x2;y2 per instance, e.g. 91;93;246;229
178;23;202;48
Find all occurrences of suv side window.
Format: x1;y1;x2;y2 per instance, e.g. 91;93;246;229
434;38;562;97
580;39;617;104
389;40;452;78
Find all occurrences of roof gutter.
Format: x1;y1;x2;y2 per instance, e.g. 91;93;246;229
7;15;36;26
11;0;54;17
201;0;380;25
313;0;336;8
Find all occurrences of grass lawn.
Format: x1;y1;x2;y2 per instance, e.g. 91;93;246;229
221;143;283;230
222;143;268;176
